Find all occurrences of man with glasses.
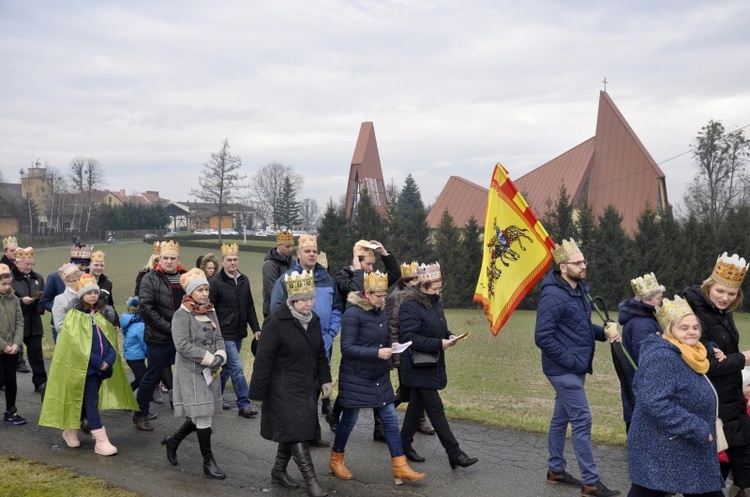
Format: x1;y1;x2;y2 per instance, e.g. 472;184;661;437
534;238;621;497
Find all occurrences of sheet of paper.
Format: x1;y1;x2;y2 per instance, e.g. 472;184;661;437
392;341;412;354
202;367;213;386
450;332;470;342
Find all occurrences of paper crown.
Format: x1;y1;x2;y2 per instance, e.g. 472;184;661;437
654;295;694;330
317;252;328;269
90;250;106;263
365;270;388;292
276;231;294;244
298;234;317;250
160;240;180;257
400;262;419;279
2;236;17;250
70;244;92;261
552;238;581;264
711;252;748;289
180;267;208;294
0;263;9;275
153;241;161;255
15;247;34;261
221;243;239;258
58;262;82;282
76;273;99;297
631;272;663;297
354;240;378;257
285;270;315;299
418;262;441;282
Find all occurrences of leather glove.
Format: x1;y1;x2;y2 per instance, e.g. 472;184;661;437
209;354;223;372
321;383;333;399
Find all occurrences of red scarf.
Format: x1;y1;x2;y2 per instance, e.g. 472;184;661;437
181;295;214;315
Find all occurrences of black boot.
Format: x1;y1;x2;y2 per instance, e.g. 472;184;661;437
373;411;386;443
161;419;196;466
290;442;328;497
271;443;299;488
196;428;226;479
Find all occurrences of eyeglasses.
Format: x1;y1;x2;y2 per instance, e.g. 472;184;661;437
368;292;388;300
564;260;587;267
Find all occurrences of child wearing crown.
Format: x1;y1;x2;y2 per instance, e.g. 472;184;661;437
0;263;26;425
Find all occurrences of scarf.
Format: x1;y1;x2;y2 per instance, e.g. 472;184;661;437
182;295;215;315
287;301;313;329
663;335;709;374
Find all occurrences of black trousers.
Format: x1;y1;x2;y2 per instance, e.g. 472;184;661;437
627;482;723;497
24;335;46;389
725;441;750;489
400;387;460;459
127;359;147;391
0;353;19;410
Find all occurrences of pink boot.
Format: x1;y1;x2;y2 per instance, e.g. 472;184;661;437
91;427;118;456
62;429;80;448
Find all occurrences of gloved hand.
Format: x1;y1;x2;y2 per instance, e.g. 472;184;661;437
604;321;621;342
209;354;223;372
321;383;333;399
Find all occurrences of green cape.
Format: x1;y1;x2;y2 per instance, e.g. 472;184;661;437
39;309;138;429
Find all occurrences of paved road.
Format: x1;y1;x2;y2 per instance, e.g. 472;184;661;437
3;367;631;497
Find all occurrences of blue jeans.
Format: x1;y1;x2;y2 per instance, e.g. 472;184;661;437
135;342;176;417
333;403;403;457
220;339;250;410
546;373;599;484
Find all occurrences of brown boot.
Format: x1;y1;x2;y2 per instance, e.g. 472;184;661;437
392;455;426;485
91;427;118;456
328;450;353;480
416;415;435;435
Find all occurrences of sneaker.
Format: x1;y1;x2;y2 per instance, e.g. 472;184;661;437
547;468;582;486
581;480;621;497
3;407;27;425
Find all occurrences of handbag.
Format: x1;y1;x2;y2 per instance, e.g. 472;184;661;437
410;349;439;368
704;375;729;453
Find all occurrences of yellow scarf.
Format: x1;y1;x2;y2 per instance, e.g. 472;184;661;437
663;336;709;374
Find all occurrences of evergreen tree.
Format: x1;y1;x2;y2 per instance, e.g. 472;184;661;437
390;174;432;263
575;199;596;247
276;176;302;229
455;216;483;307
433;210;462;308
586;205;632;311
317;199;350;273
352;188;388;248
540;185;575;244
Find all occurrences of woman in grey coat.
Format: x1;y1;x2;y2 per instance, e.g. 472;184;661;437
161;268;227;479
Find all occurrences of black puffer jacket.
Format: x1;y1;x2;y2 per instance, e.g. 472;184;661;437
139;266;186;345
209;268;261;341
335;252;401;303
261;248;293;317
10;265;45;338
682;285;750;447
96;273;119;325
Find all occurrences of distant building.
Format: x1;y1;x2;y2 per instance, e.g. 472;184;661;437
344;122;389;221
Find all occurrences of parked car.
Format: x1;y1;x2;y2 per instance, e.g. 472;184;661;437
221;229;238;235
254;230;267;236
164;231;180;238
194;229;207;235
143;233;158;242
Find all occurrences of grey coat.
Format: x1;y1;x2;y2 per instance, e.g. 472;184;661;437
171;305;227;419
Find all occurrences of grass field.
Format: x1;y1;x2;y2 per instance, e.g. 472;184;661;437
27;238;750;448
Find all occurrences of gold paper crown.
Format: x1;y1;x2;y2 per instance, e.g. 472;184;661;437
354;240;378;257
285;270;315;297
631;272;662;297
16;247;34;261
654;295;694;331
711;252;748;289
400;262;419;279
76;273;99;294
0;263;10;275
90;250;106;263
276;231;294;244
58;263;82;282
153;241;161;255
2;236;17;250
418;262;441;282
180;267;208;292
365;270;388;292
317;252;328;269
552;238;581;264
298;234;317;250
160;240;180;256
221;243;239;257
70;244;93;260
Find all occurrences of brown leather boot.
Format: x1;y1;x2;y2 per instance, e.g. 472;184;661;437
391;455;426;485
328;450;353;480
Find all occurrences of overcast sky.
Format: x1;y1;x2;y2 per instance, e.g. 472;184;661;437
1;0;749;217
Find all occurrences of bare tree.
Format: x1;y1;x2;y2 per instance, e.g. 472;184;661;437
299;198;320;229
190;139;246;243
42;167;68;233
248;162;303;229
68;157;104;232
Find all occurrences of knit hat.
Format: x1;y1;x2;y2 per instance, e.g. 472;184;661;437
127;296;140;310
58;263;82;283
76;274;100;298
180;268;209;296
285;270;315;302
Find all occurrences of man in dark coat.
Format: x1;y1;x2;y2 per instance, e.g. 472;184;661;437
210;243;261;418
261;230;294;318
534;239;620;497
133;241;187;431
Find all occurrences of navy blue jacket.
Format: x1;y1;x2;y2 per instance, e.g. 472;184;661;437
534;270;605;377
398;290;451;390
628;334;724;494
338;293;396;408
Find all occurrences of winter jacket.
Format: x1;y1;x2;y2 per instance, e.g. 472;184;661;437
270;262;343;357
51;288;77;333
0;291;24;351
534;270;606;377
682;285;750;447
209;268;260;341
262;248;293;317
249;304;331;444
338;293;396;408
10;265;45;338
40;271;66;330
386;283;413;344
617;298;662;423
120;312;147;361
335;252;401;303
138;266;186;345
627;334;724;494
95;273;119;325
171;305;226;419
398;290;451;390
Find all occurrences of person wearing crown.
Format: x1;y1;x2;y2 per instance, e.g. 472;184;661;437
134;243;161;296
328;270;426;486
616;272;665;433
133;240;187;432
626;296;725;497
534;238;620;496
51;263;83;334
262;231;295;318
39;273;138;456
209;242;261;419
250;270;333;497
0;262;26;426
2;236;30;375
682;253;750;493
89;251;118;326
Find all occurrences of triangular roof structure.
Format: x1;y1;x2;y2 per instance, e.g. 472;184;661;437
426;176;488;229
345;122;388;220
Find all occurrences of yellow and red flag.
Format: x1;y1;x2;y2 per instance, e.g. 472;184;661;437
473;163;555;335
